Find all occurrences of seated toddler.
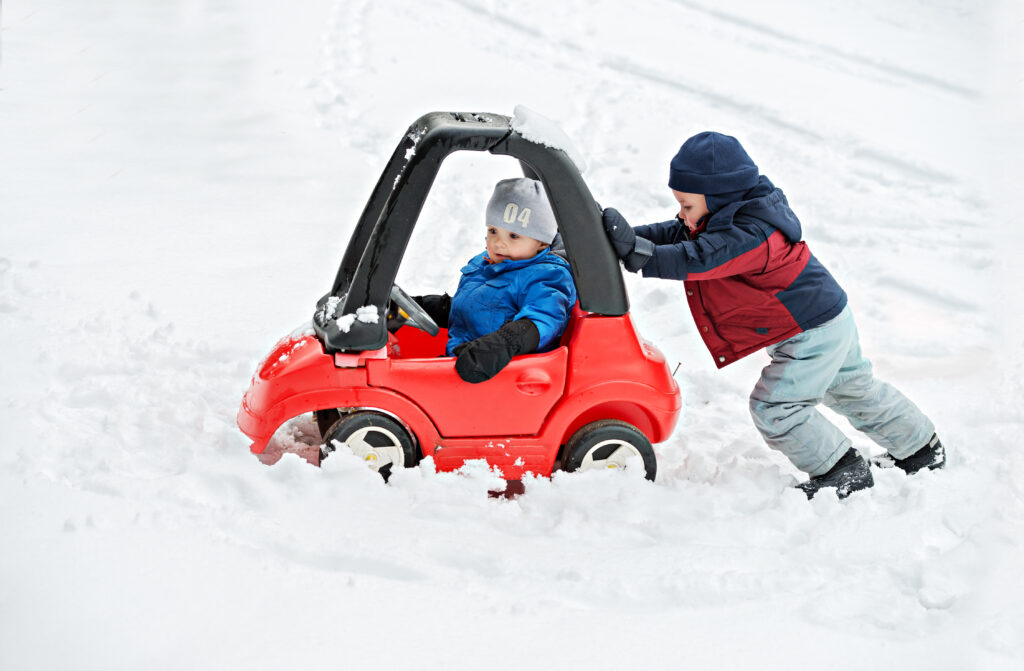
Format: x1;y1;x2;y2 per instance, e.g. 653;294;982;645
414;178;577;383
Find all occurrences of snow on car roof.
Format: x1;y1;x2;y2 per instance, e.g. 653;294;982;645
510;105;588;174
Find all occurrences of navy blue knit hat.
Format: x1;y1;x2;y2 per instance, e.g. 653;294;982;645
668;132;759;195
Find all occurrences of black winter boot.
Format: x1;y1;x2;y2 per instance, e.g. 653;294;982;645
798;448;874;500
891;434;945;474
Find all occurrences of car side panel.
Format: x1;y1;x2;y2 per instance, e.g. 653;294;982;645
366;348;568;438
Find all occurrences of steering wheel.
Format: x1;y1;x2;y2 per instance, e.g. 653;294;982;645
389;284;440;336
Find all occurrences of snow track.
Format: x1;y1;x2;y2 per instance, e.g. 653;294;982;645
2;0;1022;669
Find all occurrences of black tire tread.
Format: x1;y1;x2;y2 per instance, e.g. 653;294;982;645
321;411;419;480
562;419;657;481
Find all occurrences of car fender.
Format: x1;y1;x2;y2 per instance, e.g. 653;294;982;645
543;380;682;448
237;335;442;455
239;386;442;456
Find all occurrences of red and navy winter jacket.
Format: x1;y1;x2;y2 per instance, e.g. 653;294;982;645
634;177;847;368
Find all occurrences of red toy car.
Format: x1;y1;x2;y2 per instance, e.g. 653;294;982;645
237;111;681;482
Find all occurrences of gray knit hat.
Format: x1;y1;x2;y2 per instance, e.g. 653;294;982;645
485;178;558;244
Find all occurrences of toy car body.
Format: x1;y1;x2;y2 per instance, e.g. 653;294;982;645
237;111;681;481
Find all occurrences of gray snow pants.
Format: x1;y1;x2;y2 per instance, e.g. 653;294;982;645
749;305;935;476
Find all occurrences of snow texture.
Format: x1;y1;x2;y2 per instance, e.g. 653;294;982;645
511;104;589;173
2;1;1023;670
356;305;379;323
335;305;378;332
335;313;356;332
318;295;342;323
289;320;316;338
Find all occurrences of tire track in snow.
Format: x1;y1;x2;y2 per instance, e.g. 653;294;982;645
848;145;957;184
663;0;978;99
595;54;824;141
447;0;822;141
310;0;386;153
875;274;980;313
445;0;962;187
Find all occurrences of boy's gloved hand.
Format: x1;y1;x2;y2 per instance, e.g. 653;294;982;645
602;207;637;257
454;318;540;383
602;208;653;272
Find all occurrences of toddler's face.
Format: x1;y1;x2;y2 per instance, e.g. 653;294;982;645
486;226;547;263
672;190;709;232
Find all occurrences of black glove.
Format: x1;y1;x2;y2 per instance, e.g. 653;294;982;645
412;294;451;329
625;237;653;272
602;208;653;272
602;207;636;258
454;319;540;383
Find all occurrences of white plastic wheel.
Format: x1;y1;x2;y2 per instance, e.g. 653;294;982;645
322;412;417;481
563;420;657;481
578;438;644;471
335;425;408;471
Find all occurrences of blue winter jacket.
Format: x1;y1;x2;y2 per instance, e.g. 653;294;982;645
635;176;847;368
446;248;577;356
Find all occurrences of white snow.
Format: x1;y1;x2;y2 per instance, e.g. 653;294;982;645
335;313;356;332
318;295;342;322
335;305;378;332
289;320;316;338
511;104;589;173
2;1;1023;670
396;125;428;188
355;305;379;323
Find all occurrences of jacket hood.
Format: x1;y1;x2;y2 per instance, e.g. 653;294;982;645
705;175;803;243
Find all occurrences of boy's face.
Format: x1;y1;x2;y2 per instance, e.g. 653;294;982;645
672;190;709;232
486;226;547;263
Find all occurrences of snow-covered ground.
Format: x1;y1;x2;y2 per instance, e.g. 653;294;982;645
2;1;1023;668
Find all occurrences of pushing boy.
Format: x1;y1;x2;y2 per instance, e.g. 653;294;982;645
602;131;944;499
